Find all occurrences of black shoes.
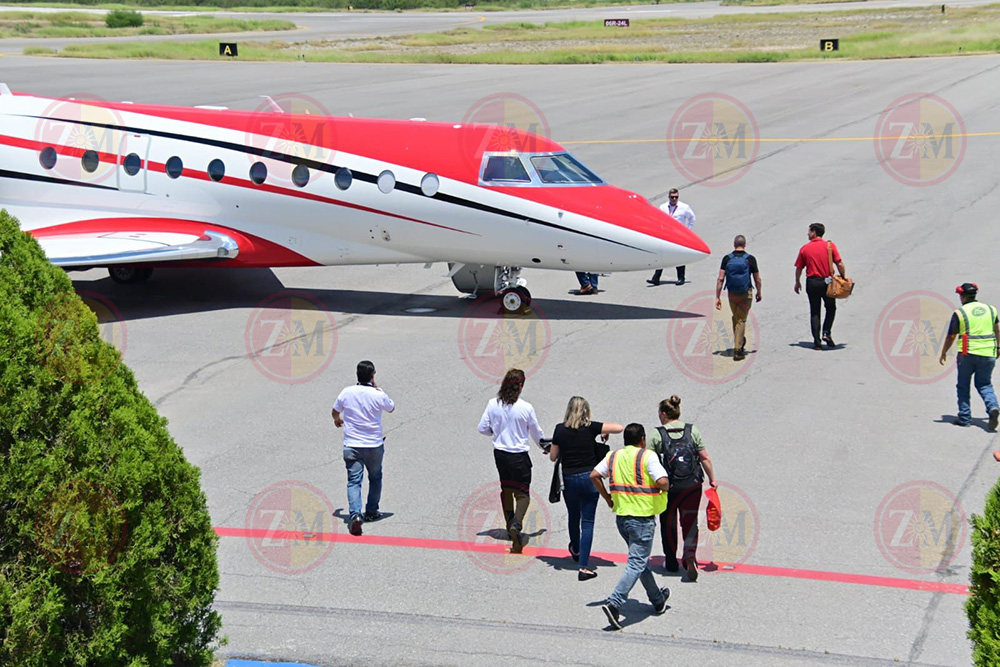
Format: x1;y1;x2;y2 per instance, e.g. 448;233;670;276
733;347;746;361
664;558;680;573
602;603;621;630
990;408;999;431
508;522;526;553
685;557;699;582
813;340;823;350
578;569;597;581
653;587;671;615
363;511;385;522
349;514;363;536
646;279;661;286
823;332;836;348
569;542;580;563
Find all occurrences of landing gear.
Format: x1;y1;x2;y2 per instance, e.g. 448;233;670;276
495;266;531;315
108;266;153;284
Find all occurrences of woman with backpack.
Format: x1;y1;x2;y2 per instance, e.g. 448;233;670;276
548;396;623;581
650;395;717;581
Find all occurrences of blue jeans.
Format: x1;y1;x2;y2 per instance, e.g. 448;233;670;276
607;515;666;610
563;472;599;569
344;445;384;517
956;354;999;424
575;272;598;289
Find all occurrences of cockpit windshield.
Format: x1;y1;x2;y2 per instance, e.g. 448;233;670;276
478;151;605;187
530;153;602;184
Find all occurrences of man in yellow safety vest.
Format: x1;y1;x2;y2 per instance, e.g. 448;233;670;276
590;423;670;629
939;282;1000;429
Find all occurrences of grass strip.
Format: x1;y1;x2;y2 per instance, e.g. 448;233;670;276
38;4;1000;62
0;10;294;37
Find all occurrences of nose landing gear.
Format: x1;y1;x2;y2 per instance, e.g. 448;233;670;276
495;266;531;315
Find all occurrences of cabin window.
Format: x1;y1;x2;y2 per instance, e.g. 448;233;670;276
249;162;267;185
166;156;183;179
207;159;225;182
481;155;530;184
291;164;310;188
81;150;100;174
420;173;440;197
529;153;602;184
334;167;352;191
39;147;57;170
122;153;142;176
377;170;395;194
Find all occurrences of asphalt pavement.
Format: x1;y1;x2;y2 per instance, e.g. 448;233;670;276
1;55;998;665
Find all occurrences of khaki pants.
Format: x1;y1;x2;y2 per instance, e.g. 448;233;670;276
728;290;753;351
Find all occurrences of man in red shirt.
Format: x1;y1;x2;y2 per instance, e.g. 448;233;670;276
794;223;846;350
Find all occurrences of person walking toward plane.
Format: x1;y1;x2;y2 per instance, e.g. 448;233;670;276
549;396;624;581
715;234;762;361
649;188;696;285
591;424;670;629
331;360;396;537
478;368;545;552
939;283;1000;429
650;396;717;582
794;223;846;349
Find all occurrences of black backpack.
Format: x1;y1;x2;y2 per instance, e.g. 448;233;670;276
657;424;703;488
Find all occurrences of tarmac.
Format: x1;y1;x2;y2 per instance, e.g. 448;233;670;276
2;54;999;665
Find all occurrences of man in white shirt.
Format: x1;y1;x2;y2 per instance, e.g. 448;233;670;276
332;360;395;536
478;368;544;552
649;188;697;286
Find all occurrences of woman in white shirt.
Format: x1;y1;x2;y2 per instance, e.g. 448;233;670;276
478;368;544;553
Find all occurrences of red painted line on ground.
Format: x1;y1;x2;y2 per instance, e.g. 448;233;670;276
214;526;969;596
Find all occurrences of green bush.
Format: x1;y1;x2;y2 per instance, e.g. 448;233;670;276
105;9;143;28
0;209;222;665
968;476;1000;664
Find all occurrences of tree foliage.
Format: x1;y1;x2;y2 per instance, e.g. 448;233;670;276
967;475;1000;665
0;209;222;666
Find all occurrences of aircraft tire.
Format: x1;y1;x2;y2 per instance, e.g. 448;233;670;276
499;286;531;315
108;266;154;284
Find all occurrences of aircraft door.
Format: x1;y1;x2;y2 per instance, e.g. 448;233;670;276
117;132;150;193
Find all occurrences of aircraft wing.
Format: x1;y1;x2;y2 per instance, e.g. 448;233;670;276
31;224;240;268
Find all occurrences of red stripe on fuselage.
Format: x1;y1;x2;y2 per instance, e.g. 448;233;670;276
0;133;478;237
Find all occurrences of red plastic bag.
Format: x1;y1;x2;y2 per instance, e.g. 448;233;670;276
705;487;721;532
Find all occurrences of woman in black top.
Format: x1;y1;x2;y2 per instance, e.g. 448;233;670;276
549;396;623;581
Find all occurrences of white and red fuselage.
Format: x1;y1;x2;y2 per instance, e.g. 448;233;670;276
0;87;709;298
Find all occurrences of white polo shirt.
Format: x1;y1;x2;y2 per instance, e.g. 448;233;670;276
333;384;395;448
660;200;696;230
478;397;543;454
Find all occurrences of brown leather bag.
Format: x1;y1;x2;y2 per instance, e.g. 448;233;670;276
825;241;854;299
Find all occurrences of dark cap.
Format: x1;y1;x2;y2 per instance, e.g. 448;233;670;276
956;282;979;296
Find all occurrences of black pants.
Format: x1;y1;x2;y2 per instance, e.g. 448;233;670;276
494;450;532;528
806;276;836;344
660;483;702;562
651;266;685;284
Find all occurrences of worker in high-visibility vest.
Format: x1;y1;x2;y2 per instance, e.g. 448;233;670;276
590;423;670;630
939;283;1000;429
